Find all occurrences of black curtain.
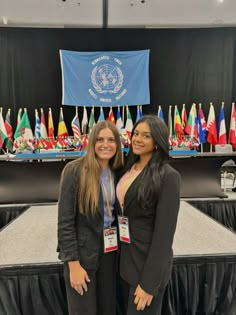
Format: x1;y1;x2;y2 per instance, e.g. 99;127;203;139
0;27;236;133
188;199;236;232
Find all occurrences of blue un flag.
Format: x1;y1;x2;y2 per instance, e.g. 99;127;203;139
60;50;150;107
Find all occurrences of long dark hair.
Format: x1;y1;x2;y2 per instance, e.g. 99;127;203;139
124;115;170;206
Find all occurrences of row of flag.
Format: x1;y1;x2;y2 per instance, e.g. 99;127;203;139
159;102;236;149
0;105;138;152
1;102;236;153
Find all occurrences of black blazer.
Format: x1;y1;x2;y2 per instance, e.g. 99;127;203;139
119;163;181;296
57;160;106;271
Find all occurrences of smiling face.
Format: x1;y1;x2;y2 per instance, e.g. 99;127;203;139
95;128;117;168
131;122;155;159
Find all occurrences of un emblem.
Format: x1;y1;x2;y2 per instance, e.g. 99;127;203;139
91;64;123;94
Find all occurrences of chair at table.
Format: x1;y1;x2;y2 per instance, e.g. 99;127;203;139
215;144;236;192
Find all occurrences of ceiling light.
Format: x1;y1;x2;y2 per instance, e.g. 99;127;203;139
2;16;8;25
217;0;224;3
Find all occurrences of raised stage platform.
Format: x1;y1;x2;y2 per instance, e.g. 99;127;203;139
0;201;236;315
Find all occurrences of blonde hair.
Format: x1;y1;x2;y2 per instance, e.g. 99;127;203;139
78;121;122;215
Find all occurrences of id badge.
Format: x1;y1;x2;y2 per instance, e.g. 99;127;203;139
118;216;131;243
103;227;118;253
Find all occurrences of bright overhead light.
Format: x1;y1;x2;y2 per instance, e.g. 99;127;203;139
217;0;224;3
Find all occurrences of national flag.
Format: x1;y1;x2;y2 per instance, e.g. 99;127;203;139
60;49;150;107
4;108;14;152
0;108;7;149
174;105;183;136
116;106;124;132
228;103;236;148
168;105;173;138
181;104;187;131
14;109;33;141
217;102;227;145
82;106;88;135
107;107;116;124
57;107;69;138
158;105;164;121
206;103;217;145
5;109;13;140
16;108;23;128
98;107;105;122
89;107;95;134
48;108;54;138
40;108;48;139
71;107;81;139
136;106;142;123
185;103;198;138
125;106;133;140
197;104;207;144
34;109;41;139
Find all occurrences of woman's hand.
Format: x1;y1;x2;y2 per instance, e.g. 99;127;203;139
134;284;153;311
68;261;90;295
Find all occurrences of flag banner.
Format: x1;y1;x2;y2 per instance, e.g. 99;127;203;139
60;49;150;107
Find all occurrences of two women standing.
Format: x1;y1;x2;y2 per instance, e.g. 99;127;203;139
57;115;181;315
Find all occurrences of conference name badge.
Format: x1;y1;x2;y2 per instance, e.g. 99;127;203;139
103;227;118;253
118;216;131;243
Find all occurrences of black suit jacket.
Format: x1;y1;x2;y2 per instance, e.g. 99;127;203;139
119;163;181;296
57;160;106;271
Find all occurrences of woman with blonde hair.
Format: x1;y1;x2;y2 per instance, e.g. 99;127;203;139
57;120;123;315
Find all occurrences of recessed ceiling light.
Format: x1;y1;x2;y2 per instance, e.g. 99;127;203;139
217;0;224;3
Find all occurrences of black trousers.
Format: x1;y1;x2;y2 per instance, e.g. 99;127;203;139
120;279;165;315
64;251;117;315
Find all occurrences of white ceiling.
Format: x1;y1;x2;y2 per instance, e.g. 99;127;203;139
0;0;235;28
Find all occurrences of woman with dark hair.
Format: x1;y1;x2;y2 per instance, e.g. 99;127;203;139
117;115;181;314
57;121;123;315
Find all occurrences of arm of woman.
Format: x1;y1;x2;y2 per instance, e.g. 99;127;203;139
138;170;181;297
57;162;80;262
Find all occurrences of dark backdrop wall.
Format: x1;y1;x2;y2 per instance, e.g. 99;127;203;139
0;27;236;133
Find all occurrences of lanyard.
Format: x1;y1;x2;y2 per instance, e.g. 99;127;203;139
101;169;114;217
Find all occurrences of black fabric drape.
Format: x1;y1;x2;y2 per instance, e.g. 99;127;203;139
0;206;29;230
0;27;236;133
0;257;236;315
0;265;68;315
188;200;236;232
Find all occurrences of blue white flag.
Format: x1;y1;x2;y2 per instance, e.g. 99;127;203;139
60;50;150;107
158;106;164;121
98;107;105;122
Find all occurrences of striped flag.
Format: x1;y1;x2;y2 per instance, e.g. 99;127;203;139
125;106;133;140
57;107;69;138
48;108;54;138
71;107;81;139
174;105;183;136
40;108;48;139
185;103;198;138
217;102;227;145
34;109;41;139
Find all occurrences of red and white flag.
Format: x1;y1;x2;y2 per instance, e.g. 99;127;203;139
228;102;236;148
206;103;217;145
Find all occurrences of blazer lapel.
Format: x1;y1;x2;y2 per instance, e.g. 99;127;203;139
123;173;142;215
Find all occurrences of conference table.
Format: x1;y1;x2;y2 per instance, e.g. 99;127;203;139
0;150;235;204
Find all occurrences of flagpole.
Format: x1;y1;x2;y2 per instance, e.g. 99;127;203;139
122;106;125;124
